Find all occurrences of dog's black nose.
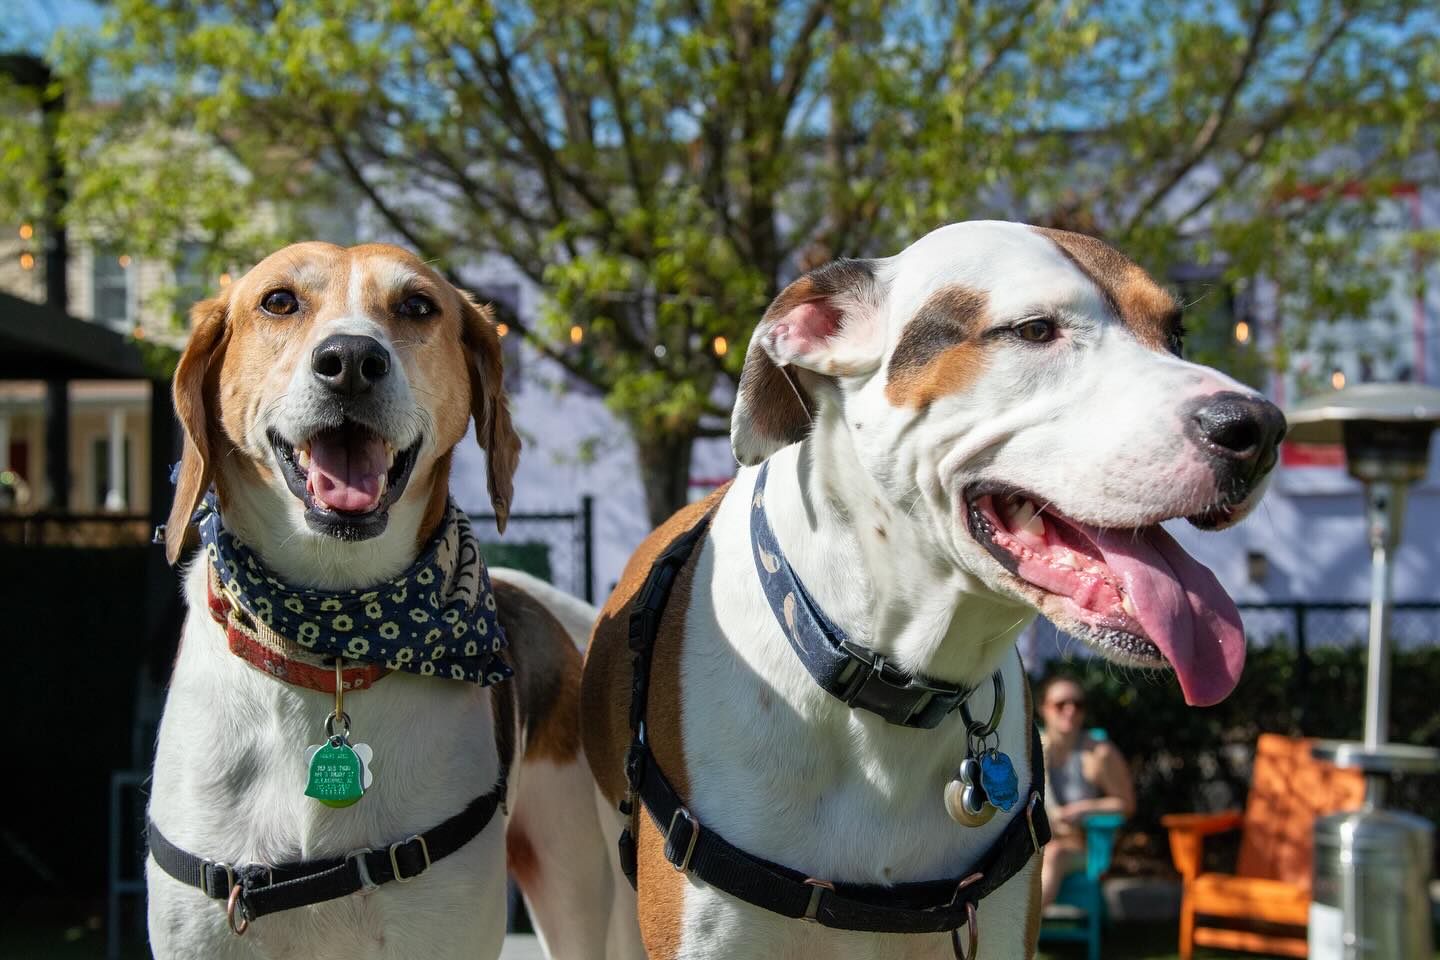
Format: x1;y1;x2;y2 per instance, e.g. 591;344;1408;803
1186;391;1287;481
311;335;391;396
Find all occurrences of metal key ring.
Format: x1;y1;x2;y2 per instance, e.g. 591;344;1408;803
960;673;1005;740
324;711;352;740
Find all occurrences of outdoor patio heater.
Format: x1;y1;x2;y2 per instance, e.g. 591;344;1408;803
1286;382;1440;960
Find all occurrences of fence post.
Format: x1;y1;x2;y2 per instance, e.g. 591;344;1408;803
580;495;595;604
1294;602;1309;731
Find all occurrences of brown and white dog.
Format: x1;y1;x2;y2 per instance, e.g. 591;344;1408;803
145;243;611;959
583;221;1284;959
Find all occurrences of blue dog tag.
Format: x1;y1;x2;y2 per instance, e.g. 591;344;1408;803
979;750;1018;812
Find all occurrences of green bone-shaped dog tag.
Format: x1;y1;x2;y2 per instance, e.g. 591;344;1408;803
304;739;373;808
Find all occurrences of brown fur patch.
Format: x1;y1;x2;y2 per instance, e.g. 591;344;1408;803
734;345;817;456
634;808;690;960
581;485;729;960
493;579;584;765
733;259;876;463
581;483;729;806
1031;227;1180;353
506;828;539;891
165;296;231;563
884;284;991;407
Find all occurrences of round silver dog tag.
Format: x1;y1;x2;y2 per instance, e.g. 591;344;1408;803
944;758;996;827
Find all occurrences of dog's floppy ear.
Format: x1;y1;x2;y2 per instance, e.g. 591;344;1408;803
460;297;521;534
731;258;884;466
165;293;231;564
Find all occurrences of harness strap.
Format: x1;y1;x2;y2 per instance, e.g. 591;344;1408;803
148;772;507;921
627;723;1048;932
750;461;981;729
619;493;1053;934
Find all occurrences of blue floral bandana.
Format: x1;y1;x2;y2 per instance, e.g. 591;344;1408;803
197;498;513;686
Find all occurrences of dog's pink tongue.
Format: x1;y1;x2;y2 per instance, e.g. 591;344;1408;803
1089;525;1246;706
308;430;386;513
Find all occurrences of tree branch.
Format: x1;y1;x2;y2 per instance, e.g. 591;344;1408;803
1121;0;1279;235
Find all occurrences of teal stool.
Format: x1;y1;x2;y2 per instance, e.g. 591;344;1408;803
1037;730;1125;960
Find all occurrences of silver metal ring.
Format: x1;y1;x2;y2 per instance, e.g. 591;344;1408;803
962;673;1005;740
324;711;352;740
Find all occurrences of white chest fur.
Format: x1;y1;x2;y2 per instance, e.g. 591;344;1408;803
661;461;1041;958
145;561;508;959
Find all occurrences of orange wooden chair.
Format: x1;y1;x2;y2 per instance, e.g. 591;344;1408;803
1162;733;1365;960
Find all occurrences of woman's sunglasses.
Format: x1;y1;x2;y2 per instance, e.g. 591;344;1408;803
1045;698;1085;711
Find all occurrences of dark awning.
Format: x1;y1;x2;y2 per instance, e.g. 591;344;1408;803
0;291;153;380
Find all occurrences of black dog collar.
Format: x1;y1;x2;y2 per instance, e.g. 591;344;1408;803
750;460;987;728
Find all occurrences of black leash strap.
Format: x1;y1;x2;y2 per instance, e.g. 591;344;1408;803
618;500;1052;934
148;771;507;923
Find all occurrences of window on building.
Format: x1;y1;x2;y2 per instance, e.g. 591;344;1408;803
92;435;131;511
474;283;524;393
93;246;132;331
174;241;211;326
1171;265;1266;392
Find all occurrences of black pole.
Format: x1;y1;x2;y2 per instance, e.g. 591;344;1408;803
580;494;595;604
1294;601;1309;731
3;54;71;510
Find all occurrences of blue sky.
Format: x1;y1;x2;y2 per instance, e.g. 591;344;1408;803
7;0;102;52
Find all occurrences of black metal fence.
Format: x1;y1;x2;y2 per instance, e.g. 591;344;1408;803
1029;601;1440;664
1235;601;1440;653
469;496;596;603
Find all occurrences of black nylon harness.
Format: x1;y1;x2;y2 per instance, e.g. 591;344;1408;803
618;506;1052;935
148;674;517;928
148;773;506;924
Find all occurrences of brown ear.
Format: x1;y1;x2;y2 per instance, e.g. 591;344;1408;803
165;294;230;564
461;297;521;534
731;258;883;466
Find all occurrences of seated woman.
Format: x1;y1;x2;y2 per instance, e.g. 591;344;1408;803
1038;676;1135;908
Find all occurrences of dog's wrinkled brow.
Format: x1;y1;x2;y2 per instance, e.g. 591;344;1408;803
1031;226;1179;352
885;284;990;407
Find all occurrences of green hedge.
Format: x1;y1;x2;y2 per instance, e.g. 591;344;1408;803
1039;646;1440;871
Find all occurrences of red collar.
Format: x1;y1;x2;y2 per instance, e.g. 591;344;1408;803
207;574;388;694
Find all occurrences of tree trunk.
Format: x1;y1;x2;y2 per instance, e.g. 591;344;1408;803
635;431;695;530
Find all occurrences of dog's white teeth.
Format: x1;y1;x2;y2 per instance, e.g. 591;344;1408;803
1009;499;1037;528
377;471;388;498
297;448;311;471
1053;549;1080;570
1122;593;1138;620
1021;511;1045;538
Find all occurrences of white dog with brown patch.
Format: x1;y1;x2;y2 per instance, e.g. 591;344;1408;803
145;242;611;959
583;221;1285;960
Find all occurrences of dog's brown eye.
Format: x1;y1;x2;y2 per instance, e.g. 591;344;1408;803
1013;318;1057;343
397;294;437;319
261;290;299;316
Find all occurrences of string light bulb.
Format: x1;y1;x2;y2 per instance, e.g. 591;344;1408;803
219;273;232;287
117;254;132;268
1234;321;1250;344
496;322;509;337
713;336;729;357
19;253;35;271
569;324;583;345
19;223;33;240
1330;370;1346;390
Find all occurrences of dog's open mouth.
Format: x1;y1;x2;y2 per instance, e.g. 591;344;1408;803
966;491;1245;706
269;425;421;540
